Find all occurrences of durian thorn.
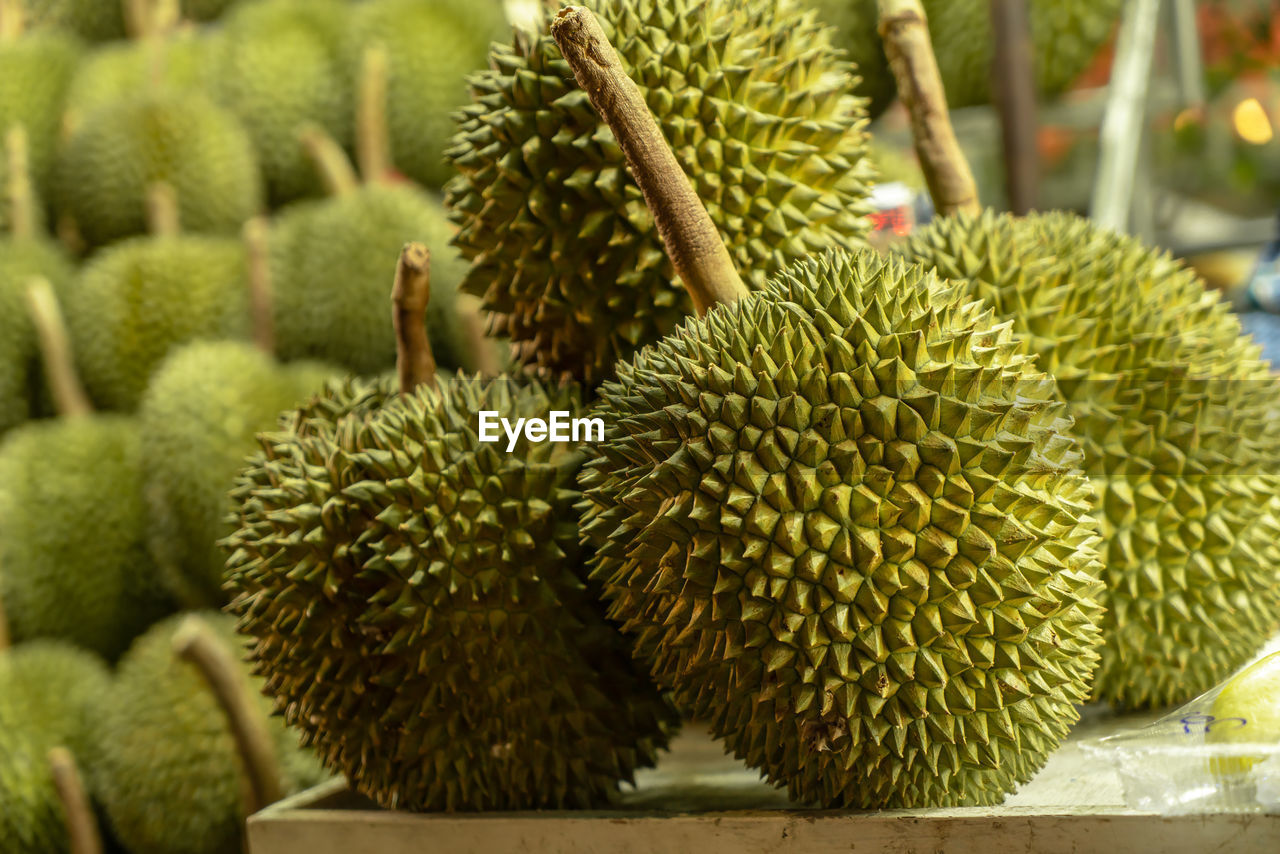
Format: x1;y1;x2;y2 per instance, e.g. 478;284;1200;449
0;0;24;41
5;125;36;241
243;217;276;356
173;616;286;814
145;181;181;238
25;278;93;418
47;748;104;854
550;6;749;317
357;45;394;186
299;125;360;197
393;242;438;394
877;0;980;217
459;294;503;377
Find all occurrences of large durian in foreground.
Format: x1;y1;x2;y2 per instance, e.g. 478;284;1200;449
900;210;1280;708
446;0;875;385
558;5;1104;808
224;247;677;811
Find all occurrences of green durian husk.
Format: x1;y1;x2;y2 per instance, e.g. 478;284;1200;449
139;340;337;609
580;250;1106;808
900;210;1280;709
23;0;127;41
91;612;327;854
445;0;875;385
224;373;680;811
63;30;211;117
0;416;177;660
0;237;76;435
0;29;80;213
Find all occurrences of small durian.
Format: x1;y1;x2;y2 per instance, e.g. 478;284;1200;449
207;0;350;205
556;7;1104;808
900;210;1280;708
0;281;175;660
223;245;678;811
63;184;251;411
54;86;261;248
0;126;76;435
92;613;326;854
446;0;875;385
339;0;507;190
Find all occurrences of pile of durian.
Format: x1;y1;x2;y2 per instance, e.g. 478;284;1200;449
2;0;1278;850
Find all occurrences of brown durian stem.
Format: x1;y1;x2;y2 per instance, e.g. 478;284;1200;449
0;0;23;42
5;125;36;240
877;0;980;217
357;45;393;185
299;125;359;197
243;217;276;356
393;243;438;395
173;616;285;815
48;748;104;854
26;279;93;418
550;6;748;317
145;182;181;238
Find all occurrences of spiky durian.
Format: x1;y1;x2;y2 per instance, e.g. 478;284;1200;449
580;251;1105;807
446;0;875;385
223;368;679;811
0;641;111;854
807;0;1121;114
91;612;326;854
63;27;210;116
0;23;79;213
899;210;1280;708
208;0;350;205
140;340;336;608
54;91;262;248
22;0;126;41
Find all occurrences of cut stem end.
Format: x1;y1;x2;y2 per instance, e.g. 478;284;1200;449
392;242;438;396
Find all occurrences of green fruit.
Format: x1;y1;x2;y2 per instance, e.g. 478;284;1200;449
54;91;262;248
805;0;896;116
446;0;875;385
23;0;127;41
92;612;326;854
64;31;210;116
900;210;1280;708
580;251;1106;808
140;340;336;609
209;0;350;205
0;29;80;211
0;238;75;434
270;184;471;376
224;374;679;811
0;416;176;660
64;235;249;411
0;642;111;854
342;0;507;189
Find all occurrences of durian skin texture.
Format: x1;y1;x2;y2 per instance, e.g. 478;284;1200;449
446;0;875;386
0;29;80;214
54;92;263;248
64;235;250;412
224;375;680;812
900;210;1280;709
580;251;1105;809
23;0;127;41
140;341;336;609
0;416;176;661
0;239;76;435
0;642;111;854
91;612;326;854
64;31;210;117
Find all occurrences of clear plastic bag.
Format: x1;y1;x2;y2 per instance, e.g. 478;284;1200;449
1082;652;1280;815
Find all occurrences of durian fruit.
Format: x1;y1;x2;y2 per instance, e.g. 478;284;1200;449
339;0;507;190
54;85;262;248
446;0;875;386
0;6;80;214
0;126;76;435
208;0;350;206
0;281;175;660
0;632;111;854
899;210;1280;708
556;6;1104;808
268;53;473;376
223;245;678;811
92;613;326;854
21;0;126;41
807;0;1121;115
63;184;250;411
138;218;337;609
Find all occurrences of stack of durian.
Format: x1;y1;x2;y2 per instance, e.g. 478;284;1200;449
3;0;1278;851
